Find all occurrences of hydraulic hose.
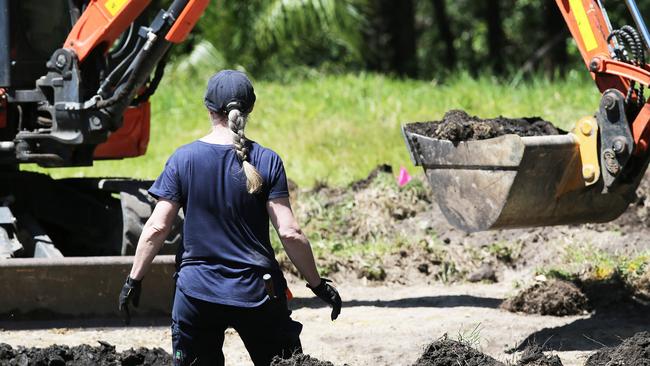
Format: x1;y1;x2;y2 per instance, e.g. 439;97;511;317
92;0;190;125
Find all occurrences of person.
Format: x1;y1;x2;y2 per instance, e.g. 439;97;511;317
118;70;342;366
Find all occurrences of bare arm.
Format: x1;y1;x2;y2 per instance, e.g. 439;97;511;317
267;197;321;287
129;198;181;280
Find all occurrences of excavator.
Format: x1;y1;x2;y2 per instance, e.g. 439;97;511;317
1;0;649;317
404;0;650;232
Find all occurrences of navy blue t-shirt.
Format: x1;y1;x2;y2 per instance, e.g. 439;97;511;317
149;140;289;307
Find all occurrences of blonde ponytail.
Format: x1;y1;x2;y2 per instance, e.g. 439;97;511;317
227;106;263;194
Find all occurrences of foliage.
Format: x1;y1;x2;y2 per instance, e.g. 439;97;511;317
181;0;650;80
193;0;365;77
540;244;650;283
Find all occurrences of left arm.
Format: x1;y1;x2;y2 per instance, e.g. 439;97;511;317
129;198;181;280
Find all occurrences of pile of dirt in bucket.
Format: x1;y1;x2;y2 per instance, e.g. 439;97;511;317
501;279;589;316
405;110;561;143
516;346;563;366
271;353;341;366
585;331;650;366
412;337;504;366
0;341;170;365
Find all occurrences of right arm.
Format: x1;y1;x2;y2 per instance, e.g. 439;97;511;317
267;197;321;288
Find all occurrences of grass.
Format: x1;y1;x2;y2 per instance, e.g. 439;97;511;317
539;243;650;283
25;70;600;187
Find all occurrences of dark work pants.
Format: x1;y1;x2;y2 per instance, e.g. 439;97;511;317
171;287;303;366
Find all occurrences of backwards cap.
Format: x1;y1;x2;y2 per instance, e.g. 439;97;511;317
204;70;256;114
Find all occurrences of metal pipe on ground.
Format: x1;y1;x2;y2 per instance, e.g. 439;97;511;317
0;255;175;319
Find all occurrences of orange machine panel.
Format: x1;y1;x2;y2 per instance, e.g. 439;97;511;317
165;0;210;43
65;0;151;61
94;102;151;159
556;0;628;95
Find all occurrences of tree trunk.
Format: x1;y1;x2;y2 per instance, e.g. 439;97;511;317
380;0;418;77
485;0;504;74
543;1;568;75
432;0;456;69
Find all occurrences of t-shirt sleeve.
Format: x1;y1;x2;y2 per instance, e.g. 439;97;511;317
149;154;182;202
267;154;289;200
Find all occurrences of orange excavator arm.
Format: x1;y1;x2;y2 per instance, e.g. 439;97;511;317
66;0;208;62
68;0;209;160
557;0;650;155
2;0;208;166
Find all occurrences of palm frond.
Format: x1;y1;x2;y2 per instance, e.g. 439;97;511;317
252;0;364;59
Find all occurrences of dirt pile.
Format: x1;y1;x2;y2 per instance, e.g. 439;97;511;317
412;337;504;366
270;353;340;366
517;346;563;366
501;280;589;316
405;110;561;143
0;341;170;365
585;331;650;366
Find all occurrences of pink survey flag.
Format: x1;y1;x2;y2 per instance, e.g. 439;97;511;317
397;166;412;186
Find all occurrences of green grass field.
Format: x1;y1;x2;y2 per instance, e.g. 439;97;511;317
28;70;601;187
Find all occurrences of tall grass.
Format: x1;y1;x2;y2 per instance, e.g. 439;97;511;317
29;71;600;187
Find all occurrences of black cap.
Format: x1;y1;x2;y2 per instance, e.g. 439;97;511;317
204;70;256;114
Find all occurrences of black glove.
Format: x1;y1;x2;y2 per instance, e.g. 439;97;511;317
308;278;341;320
118;276;141;325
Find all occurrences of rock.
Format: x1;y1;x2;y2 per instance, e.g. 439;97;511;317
468;262;497;283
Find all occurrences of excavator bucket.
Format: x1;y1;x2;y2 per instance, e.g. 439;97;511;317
402;126;641;232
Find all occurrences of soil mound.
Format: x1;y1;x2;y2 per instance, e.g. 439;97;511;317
0;341;170;365
270;353;337;366
413;337;504;366
501;280;589;316
405;110;561;143
585;331;650;366
517;346;563;366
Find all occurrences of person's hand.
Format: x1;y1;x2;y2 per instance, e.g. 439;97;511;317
308;278;341;320
118;276;141;325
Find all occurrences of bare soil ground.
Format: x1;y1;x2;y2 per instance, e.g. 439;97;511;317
2;282;649;366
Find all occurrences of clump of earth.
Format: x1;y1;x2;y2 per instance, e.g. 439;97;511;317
517;346;564;366
501;279;589;316
0;341;170;365
271;353;341;366
585;331;650;366
404;110;561;143
412;337;504;366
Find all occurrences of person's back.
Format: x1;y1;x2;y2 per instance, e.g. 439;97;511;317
119;70;342;366
161;140;289;306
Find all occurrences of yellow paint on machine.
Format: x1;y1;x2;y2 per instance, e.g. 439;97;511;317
105;0;129;17
569;0;599;52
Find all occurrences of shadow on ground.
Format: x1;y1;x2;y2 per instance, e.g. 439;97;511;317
290;294;503;310
512;301;650;352
0;295;502;330
0;317;171;330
